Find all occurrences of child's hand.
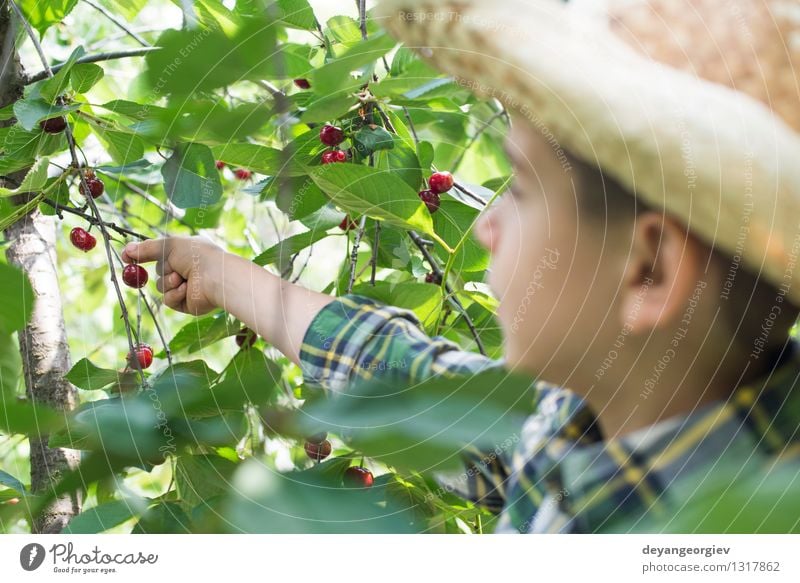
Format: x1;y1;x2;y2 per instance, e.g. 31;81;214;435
122;237;224;315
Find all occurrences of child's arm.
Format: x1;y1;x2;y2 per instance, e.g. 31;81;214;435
124;236;510;512
121;236;334;365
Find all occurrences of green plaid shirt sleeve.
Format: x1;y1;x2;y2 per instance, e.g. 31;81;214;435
299;294;510;512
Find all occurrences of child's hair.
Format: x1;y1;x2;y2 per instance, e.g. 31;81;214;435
565;150;799;358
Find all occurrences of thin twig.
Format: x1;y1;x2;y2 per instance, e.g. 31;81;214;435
347;215;368;293
451;109;506;171
358;0;368;40
402;106;420;144
81;0;151;47
290;246;313;284
11;1;146;382
25;47;158;84
408;230;487;355
452;181;488;207
42;198;149;240
370;220;380;286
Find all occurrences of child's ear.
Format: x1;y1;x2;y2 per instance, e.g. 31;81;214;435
619;211;707;334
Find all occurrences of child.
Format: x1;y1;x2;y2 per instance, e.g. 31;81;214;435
122;0;800;532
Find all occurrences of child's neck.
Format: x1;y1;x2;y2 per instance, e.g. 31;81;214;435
587;342;789;439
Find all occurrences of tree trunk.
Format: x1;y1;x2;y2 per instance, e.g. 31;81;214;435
1;0;81;533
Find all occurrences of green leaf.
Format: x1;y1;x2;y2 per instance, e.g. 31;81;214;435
433;201;489;272
300;369;535;472
65;358;137;392
70;63;105;93
270;175;329;220
55;397;170;461
0;396;63;436
161;143;223;209
92;126;145;165
214;350;282;409
0;263;34;334
0;470;26;495
167;312;234;355
223;459;421;533
312;32;395;95
149;361;218;418
273;0;317;30
132;502;191;533
325;15;361;44
145;17;281;96
211;143;285;175
18;0;79;37
175;454;237;511
63;499;145;534
38;46;86;103
308;162;434;235
301;92;358;125
0;156;50;197
352;125;394;156
374;136;422;190
103;0;147;21
253;229;331;267
0;125;65;175
352;281;442;331
12;99;79;131
99;100;166;120
417;141;435;169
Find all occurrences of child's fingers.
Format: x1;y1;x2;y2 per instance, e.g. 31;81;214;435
156;272;184;293
163;281;187;311
122;238;173;265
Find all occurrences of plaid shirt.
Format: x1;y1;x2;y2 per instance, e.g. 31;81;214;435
299;295;800;533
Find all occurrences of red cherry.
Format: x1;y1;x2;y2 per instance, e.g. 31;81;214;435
307;432;328;444
343;466;374;488
234;168;252;180
235;327;256;348
215;160;226;170
339;216;358;231
425;272;442;285
122;263;148;288
79;176;105;199
128;344;154;369
319;124;345;147
39;116;67;134
304;439;332;461
69;227;97;252
321;149;347;164
429;171;454;194
418;189;440;213
293;78;311;89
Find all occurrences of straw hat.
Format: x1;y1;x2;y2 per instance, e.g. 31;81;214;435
375;0;800;304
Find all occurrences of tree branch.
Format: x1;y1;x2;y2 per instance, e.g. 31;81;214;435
25;47;158;84
42;198;149;240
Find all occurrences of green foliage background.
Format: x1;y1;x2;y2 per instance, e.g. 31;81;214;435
0;0;513;534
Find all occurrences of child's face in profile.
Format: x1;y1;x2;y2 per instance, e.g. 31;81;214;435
474;115;634;388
